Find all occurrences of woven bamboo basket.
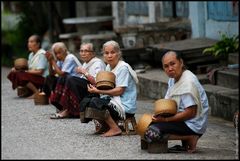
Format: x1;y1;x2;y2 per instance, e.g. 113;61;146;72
34;92;49;105
136;113;152;138
14;58;28;70
154;99;177;117
96;71;116;90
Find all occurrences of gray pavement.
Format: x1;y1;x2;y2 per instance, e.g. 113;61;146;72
1;67;239;160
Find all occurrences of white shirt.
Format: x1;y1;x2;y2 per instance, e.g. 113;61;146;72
165;71;209;134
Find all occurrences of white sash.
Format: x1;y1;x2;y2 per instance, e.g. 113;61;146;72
28;49;46;69
82;57;101;70
107;60;138;119
109;60;138;84
167;70;203;117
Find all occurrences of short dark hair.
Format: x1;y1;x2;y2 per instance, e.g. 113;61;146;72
31;34;42;47
161;50;183;61
161;50;187;70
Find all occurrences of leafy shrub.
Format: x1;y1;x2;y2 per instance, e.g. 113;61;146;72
203;32;239;58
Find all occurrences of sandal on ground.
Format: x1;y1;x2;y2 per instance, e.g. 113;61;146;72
50;113;69;119
168;145;187;153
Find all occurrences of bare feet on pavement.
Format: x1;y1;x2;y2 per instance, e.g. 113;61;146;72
101;128;122;137
186;135;199;153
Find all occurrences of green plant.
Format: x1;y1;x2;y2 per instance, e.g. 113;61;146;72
1;2;49;67
203;32;239;58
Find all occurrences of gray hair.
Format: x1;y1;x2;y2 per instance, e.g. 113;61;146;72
80;42;95;52
51;42;68;54
102;40;122;57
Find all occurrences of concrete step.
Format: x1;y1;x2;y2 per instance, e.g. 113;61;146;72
137;69;169;99
217;69;239;89
146;38;219;72
203;84;239;121
137;69;210;99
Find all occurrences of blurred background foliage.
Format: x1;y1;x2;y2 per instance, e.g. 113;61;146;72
2;2;51;67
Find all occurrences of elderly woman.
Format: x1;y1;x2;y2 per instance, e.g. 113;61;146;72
44;42;82;114
50;42;106;119
7;34;49;98
144;51;209;153
43;42;82;98
87;40;138;137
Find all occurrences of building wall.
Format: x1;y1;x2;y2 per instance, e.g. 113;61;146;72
76;1;112;17
189;1;239;40
112;1;189;28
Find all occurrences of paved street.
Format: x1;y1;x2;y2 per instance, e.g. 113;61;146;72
1;67;239;159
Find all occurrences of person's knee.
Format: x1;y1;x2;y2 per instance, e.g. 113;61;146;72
144;124;167;143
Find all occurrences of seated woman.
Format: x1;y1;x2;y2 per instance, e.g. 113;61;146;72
44;42;82;113
50;42;106;119
87;40;138;137
144;51;209;153
7;34;49;98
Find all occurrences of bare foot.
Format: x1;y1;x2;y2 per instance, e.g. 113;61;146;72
58;109;70;118
186;135;199;153
101;128;122;137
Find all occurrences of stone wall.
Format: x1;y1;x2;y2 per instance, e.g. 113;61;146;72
114;18;191;49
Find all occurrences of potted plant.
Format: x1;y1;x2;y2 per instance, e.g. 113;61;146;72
203;32;239;65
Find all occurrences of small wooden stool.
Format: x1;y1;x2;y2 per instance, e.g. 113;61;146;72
118;117;137;135
141;138;168;153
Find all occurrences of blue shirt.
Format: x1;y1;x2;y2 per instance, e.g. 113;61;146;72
106;65;137;114
56;54;81;77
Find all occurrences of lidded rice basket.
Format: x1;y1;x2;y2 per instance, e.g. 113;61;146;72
34;92;49;105
154;99;177;117
14;58;28;70
136;113;152;138
96;71;116;90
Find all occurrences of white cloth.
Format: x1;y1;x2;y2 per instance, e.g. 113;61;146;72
105;60;138;119
166;70;203;117
28;49;49;77
28;49;46;69
110;60;139;84
165;70;209;134
81;57;106;79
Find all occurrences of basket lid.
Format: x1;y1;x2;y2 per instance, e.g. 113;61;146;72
154;99;177;116
96;71;115;84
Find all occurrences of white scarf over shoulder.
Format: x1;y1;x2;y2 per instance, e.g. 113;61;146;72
82;57;102;70
28;49;46;69
107;60;138;119
167;70;203;117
